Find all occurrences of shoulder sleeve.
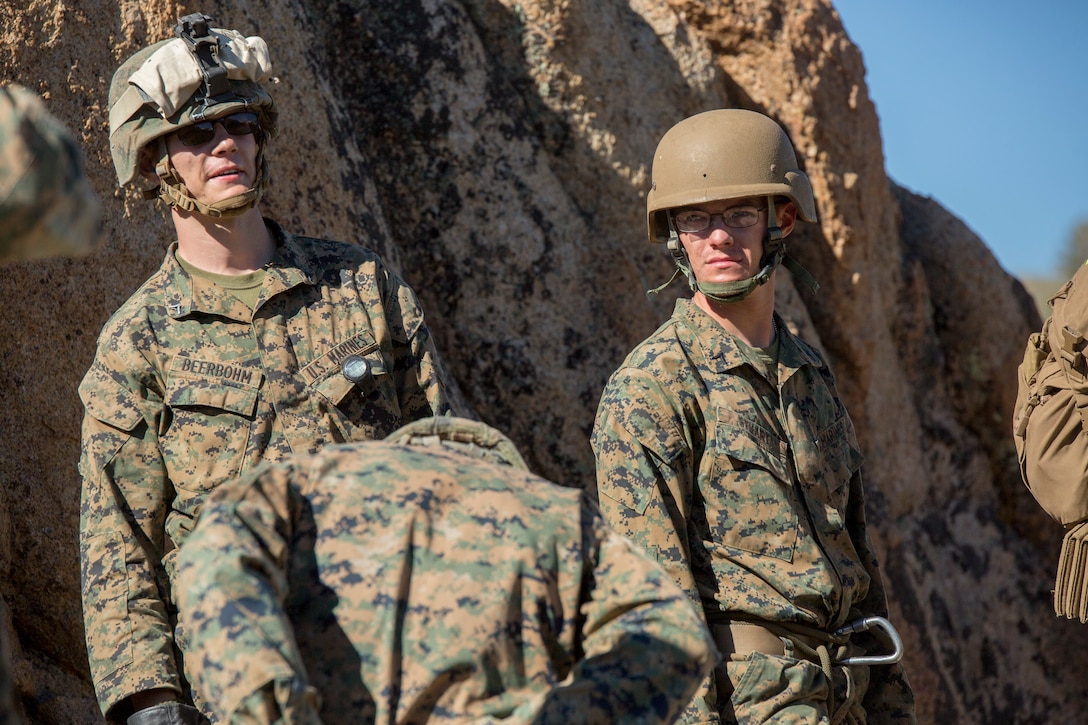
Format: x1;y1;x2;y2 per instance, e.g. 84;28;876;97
176;462;306;722
378;264;457;420
593;366;691;509
78;341;180;717
592;365;722;723
592;367;696;566
523;497;719;724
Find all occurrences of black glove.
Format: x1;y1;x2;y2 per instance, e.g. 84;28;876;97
127;701;206;725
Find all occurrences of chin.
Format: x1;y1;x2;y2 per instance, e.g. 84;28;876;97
207;185;249;200
704;273;747;285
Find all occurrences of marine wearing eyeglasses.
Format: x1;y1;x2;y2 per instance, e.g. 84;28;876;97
671;204;767;233
592;109;916;723
78;14;456;725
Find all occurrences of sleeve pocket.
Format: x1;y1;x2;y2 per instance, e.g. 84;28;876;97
312;368;358;407
79;365;145;478
595;409;687;517
80;363;144;433
597;458;655;516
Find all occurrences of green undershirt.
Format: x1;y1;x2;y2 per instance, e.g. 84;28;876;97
735;331;780;385
176;253;267;310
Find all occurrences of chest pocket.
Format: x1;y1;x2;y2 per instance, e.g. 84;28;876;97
162;358;262;493
306;334;401;441
808;415;864;524
709;408;799;562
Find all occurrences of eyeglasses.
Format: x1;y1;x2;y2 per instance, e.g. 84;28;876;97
175;112;261;147
673;205;766;233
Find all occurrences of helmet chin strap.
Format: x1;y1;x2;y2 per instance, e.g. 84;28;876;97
647;196;819;302
145;137;269;219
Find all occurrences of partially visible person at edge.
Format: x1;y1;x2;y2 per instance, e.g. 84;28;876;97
78;14;454;725
0;82;102;725
591;108;916;724
175;416;719;724
1013;258;1088;622
0;83;101;262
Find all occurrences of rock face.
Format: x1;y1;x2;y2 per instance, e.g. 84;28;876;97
0;0;1079;722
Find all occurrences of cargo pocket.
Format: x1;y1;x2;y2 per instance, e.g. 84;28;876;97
1018;356;1088;525
728;652;826;722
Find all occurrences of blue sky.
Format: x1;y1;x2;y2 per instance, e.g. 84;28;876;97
832;1;1088;279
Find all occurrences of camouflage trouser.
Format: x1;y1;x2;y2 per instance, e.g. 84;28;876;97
716;651;872;724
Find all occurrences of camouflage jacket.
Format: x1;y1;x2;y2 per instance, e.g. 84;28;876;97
78;220;453;719
175;440;718;724
592;299;914;723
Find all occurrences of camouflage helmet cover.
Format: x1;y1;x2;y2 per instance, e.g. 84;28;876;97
0;83;101;262
108;24;277;187
646;108;817;243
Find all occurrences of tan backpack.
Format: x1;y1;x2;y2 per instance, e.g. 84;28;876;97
1014;262;1088;620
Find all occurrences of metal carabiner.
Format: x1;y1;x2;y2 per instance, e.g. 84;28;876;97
832;616;904;666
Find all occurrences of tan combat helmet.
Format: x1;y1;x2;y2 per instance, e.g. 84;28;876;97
646;108;818;303
0;84;101;262
108;13;277;218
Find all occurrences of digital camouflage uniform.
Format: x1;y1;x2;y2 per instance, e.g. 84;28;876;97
78;219;453;719
175;422;718;724
1;83;100;725
0;83;100;262
593;299;915;724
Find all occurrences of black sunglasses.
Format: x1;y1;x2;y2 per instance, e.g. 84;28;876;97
175;112;261;147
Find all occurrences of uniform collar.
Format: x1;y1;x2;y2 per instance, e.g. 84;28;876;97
162;218;316;319
674;297;823;379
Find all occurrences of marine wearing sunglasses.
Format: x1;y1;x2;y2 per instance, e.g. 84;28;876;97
174;112;262;147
